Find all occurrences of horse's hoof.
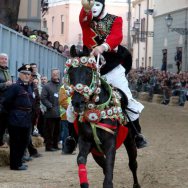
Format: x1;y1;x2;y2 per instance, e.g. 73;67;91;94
103;184;113;188
133;183;141;188
81;183;89;188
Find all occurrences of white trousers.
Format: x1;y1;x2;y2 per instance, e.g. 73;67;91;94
67;65;144;122
102;65;144;121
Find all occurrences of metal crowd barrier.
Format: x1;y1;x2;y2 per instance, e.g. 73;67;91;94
0;23;67;80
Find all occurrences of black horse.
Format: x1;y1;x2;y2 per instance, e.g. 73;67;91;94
64;45;141;188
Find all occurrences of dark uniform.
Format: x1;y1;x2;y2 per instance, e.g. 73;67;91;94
1;65;33;170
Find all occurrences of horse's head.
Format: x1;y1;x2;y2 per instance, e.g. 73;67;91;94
64;45;105;114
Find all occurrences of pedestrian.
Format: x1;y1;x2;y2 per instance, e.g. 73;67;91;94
30;63;41;84
161;49;167;72
174;47;182;74
41;69;61;151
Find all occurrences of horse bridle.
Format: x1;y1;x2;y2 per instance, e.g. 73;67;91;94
64;55;106;102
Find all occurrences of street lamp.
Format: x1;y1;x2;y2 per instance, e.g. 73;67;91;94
165;14;188;35
134;19;140;30
131;20;140;68
165;14;173;29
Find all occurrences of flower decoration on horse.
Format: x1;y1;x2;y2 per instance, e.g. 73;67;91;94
63;45;126;125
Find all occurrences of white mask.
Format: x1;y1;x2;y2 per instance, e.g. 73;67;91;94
91;2;103;17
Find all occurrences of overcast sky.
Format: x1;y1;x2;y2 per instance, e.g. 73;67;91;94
48;0;128;4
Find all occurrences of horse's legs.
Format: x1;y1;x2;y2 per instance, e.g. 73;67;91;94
103;139;116;188
124;130;141;188
92;154;106;174
77;137;92;188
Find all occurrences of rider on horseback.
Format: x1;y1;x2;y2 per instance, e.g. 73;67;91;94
67;0;147;149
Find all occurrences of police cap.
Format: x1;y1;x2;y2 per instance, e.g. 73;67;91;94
18;64;33;74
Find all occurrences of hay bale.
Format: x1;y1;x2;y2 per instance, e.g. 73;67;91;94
169;96;179;106
0;148;10;167
131;90;138;98
152;94;163;104
184;101;188;109
32;136;44;148
138;92;149;102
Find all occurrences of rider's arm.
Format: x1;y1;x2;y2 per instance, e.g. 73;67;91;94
79;7;92;28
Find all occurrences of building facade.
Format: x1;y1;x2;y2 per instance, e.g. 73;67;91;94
131;0;154;68
153;0;188;72
18;0;41;30
42;0;129;47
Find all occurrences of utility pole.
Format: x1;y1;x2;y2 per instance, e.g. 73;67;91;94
127;0;131;51
185;8;188;71
145;0;149;69
138;3;141;68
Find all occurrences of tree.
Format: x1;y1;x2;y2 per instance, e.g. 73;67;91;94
0;0;21;28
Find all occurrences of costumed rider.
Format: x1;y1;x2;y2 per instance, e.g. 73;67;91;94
67;0;148;149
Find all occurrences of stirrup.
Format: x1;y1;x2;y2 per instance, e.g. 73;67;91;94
135;133;148;149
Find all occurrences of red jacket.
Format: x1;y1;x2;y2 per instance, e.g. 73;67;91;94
79;8;123;51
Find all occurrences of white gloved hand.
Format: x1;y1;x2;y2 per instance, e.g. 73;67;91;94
81;0;95;12
91;45;106;56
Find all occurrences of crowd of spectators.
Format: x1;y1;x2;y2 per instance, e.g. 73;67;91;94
14;24;70;57
0;55;76;170
128;67;188;106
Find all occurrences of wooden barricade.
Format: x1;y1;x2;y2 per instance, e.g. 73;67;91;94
184;101;188;109
138;92;150;102
169;96;179;106
152;94;163;104
0;148;9;167
131;90;138;99
32;136;44;148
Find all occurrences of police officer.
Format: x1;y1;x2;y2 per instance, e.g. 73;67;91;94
1;64;33;170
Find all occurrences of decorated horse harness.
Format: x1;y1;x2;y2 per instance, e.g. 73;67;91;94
64;55;127;152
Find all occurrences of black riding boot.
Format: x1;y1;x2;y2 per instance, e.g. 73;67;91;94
128;118;148;149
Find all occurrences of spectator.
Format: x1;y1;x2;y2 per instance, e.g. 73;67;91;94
22;26;30;37
41;75;48;86
161;49;167;72
57;45;64;54
0;64;34;170
47;41;53;48
175;47;182;74
31;77;41;136
29;32;37;42
14;24;22;33
30;63;41;85
41;69;61;152
38;75;48;138
53;41;60;51
41;39;48;46
59;84;70;153
0;53;12;148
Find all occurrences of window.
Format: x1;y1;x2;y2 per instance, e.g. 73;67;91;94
43;19;47;28
61;15;64;34
140;18;146;42
141;57;144;67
